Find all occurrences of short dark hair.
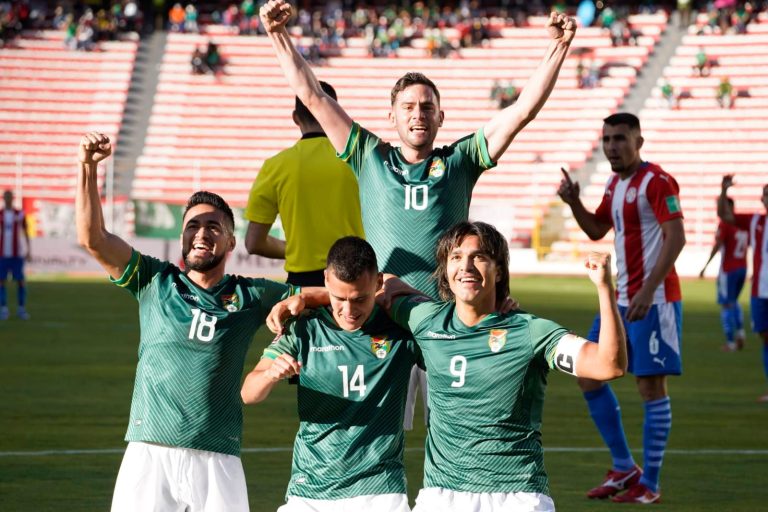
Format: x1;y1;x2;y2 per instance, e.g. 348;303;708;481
433;221;510;303
183;191;235;233
390;72;440;106
603;112;641;131
295;81;337;126
326;236;378;282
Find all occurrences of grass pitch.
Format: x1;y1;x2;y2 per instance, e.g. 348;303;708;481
0;276;765;511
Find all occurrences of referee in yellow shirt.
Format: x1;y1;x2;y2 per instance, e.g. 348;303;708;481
244;82;365;286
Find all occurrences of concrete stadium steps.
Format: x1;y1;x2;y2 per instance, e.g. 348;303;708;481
0;30;136;202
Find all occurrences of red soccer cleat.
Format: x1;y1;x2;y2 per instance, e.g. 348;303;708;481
612;482;661;504
586;465;642;499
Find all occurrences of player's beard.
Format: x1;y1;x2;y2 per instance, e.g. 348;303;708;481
182;248;226;273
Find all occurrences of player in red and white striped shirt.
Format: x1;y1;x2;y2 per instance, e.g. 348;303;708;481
718;175;768;402
1;190;31;320
700;200;749;352
559;113;686;504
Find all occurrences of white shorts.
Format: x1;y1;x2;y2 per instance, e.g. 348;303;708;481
412;487;555;512
277;493;410;512
110;441;249;512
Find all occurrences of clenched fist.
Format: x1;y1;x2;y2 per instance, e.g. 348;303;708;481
260;0;293;33
79;132;112;165
546;12;577;45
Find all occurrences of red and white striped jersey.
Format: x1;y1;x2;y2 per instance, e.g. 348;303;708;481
595;162;683;307
1;208;27;258
734;213;768;298
716;221;748;273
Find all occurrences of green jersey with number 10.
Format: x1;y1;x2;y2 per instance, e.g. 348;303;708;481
339;123;496;298
391;295;569;495
112;250;294;456
263;306;420;500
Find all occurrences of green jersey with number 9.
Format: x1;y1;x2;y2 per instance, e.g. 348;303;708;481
262;305;421;500
391;295;569;495
112;250;295;456
339;123;496;298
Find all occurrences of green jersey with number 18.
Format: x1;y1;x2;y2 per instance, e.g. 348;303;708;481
263;305;420;500
339;123;496;298
391;295;569;495
112;250;295;456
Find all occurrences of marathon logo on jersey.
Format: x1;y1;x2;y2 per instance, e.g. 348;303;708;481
221;294;240;312
428;159;446;178
665;195;681;214
370;337;391;359
488;329;507;353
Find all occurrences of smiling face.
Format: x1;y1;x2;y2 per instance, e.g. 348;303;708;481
446;235;499;309
180;204;235;273
389;83;444;158
325;267;382;332
602;122;643;177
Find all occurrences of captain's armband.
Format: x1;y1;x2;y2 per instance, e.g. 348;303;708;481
553;334;588;376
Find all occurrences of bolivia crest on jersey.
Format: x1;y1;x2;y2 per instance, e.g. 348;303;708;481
428;158;446;178
371;337;391;359
221;294;240;312
488;329;507;353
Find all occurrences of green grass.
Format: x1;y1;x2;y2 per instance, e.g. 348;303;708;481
1;277;766;511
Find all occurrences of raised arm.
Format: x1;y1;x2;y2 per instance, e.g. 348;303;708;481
558;167;612;240
241;353;301;404
483;12;576;162
717;174;735;224
557;253;627;381
260;0;353;152
76;133;132;279
265;286;330;334
625;217;686;321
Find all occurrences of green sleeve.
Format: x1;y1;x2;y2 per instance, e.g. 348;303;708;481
251;279;297;324
452;127;497;178
390;294;442;333
337;122;380;178
109;250;169;299
262;323;300;360
528;317;570;369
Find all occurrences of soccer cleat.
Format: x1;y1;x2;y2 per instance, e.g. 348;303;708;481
17;307;29;320
0;306;8;320
612;482;661;504
757;393;768;403
721;342;737;352
587;465;642;499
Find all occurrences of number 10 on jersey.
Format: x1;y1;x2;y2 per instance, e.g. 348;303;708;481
404;184;428;210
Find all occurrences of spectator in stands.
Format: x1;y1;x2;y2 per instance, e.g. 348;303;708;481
244;81;365;288
63;13;77;49
168;3;185;32
122;0;140;32
717;76;734;108
718;175;768;402
205;41;223;74
75;13;96;51
1;190;31;321
498;82;519;108
677;0;692;27
489;79;503;106
693;46;710;76
660;79;677;109
240;0;257;34
190;45;209;74
184;4;198;33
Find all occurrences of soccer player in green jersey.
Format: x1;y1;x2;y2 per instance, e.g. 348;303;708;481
242;237;419;512
76;133;324;512
386;222;628;512
259;0;576;298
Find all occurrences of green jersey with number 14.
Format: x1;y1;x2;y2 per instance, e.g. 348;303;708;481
112;250;294;456
339;123;496;298
263;306;420;500
391;295;569;495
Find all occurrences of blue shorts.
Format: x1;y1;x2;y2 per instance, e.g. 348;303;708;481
0;257;24;282
717;267;746;305
586;302;683;377
751;297;768;333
